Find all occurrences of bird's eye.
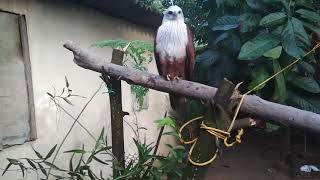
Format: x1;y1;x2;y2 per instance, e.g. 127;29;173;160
178;11;181;14
168;11;173;15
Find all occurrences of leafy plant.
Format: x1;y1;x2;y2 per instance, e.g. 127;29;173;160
92;39;154;111
163;1;320;113
2;116;185;180
138;0;320;125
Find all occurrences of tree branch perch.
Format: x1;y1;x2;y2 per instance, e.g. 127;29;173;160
63;41;320;133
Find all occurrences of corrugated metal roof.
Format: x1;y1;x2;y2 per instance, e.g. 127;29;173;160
65;0;162;29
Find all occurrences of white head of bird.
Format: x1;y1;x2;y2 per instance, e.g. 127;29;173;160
162;5;184;23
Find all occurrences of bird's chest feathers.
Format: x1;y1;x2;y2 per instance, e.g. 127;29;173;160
156;22;188;61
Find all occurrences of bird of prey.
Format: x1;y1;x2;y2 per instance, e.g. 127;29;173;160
154;5;195;110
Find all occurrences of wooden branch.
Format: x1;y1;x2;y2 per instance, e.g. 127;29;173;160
63;41;320;133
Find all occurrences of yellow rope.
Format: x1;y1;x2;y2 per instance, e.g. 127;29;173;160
180;42;320;166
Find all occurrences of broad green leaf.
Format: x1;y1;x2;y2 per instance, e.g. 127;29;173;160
286;73;320;93
246;0;263;9
297;61;315;76
223;33;241;53
281;18;310;58
214;32;229;45
303;22;320;37
239;13;261;33
259;12;286;27
272;61;287;103
296;0;314;10
212;15;239;31
196;50;221;66
248;66;270;91
263;46;282;60
154;117;176;129
296;9;320;23
286;91;320;113
238;33;280;60
272;25;284;35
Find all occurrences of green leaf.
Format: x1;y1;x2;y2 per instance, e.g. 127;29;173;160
154;117;176;129
62;97;73;106
286;91;320;113
212;15;239;31
91;39;129;49
95;127;105;150
263;46;282;60
2;163;12;176
297;61;315;76
281;18;310;58
38;163;47;176
259;12;287;27
248;66;270;91
88;169;95;180
65;76;69;88
214;32;229;45
286;73;320;93
238;33;280;60
32;147;43;159
26;159;37;169
47;92;54;98
246;0;263;9
92;156;108;165
296;0;314;10
272;60;287;102
302;22;320;37
296;9;320;23
64;149;87;154
45;144;57;160
69;153;74;172
18;164;25;177
239;13;261;33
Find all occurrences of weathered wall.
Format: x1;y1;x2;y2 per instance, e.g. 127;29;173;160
0;0;172;179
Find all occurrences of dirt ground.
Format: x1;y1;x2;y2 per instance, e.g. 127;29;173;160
204;128;320;180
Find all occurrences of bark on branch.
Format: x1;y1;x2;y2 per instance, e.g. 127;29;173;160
63;41;320;133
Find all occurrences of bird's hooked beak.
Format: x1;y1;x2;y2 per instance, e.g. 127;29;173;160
172;12;178;19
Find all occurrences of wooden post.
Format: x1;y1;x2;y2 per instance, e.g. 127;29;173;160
109;49;125;177
182;79;235;179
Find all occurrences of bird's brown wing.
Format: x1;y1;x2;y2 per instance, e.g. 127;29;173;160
185;26;196;81
154;28;164;77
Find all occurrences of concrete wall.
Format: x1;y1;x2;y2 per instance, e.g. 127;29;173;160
0;0;173;179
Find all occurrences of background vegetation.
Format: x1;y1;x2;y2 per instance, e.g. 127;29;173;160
136;0;320;115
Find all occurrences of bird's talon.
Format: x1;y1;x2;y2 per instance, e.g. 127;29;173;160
166;74;172;81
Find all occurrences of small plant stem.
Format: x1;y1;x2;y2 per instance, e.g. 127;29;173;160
46;83;103;179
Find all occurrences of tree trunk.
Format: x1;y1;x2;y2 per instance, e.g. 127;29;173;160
63;41;320;133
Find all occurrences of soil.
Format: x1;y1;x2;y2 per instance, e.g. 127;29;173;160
204;128;320;180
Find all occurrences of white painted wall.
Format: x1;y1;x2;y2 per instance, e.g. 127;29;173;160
0;1;174;179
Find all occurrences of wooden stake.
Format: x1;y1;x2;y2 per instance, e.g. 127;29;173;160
109;49;125;177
